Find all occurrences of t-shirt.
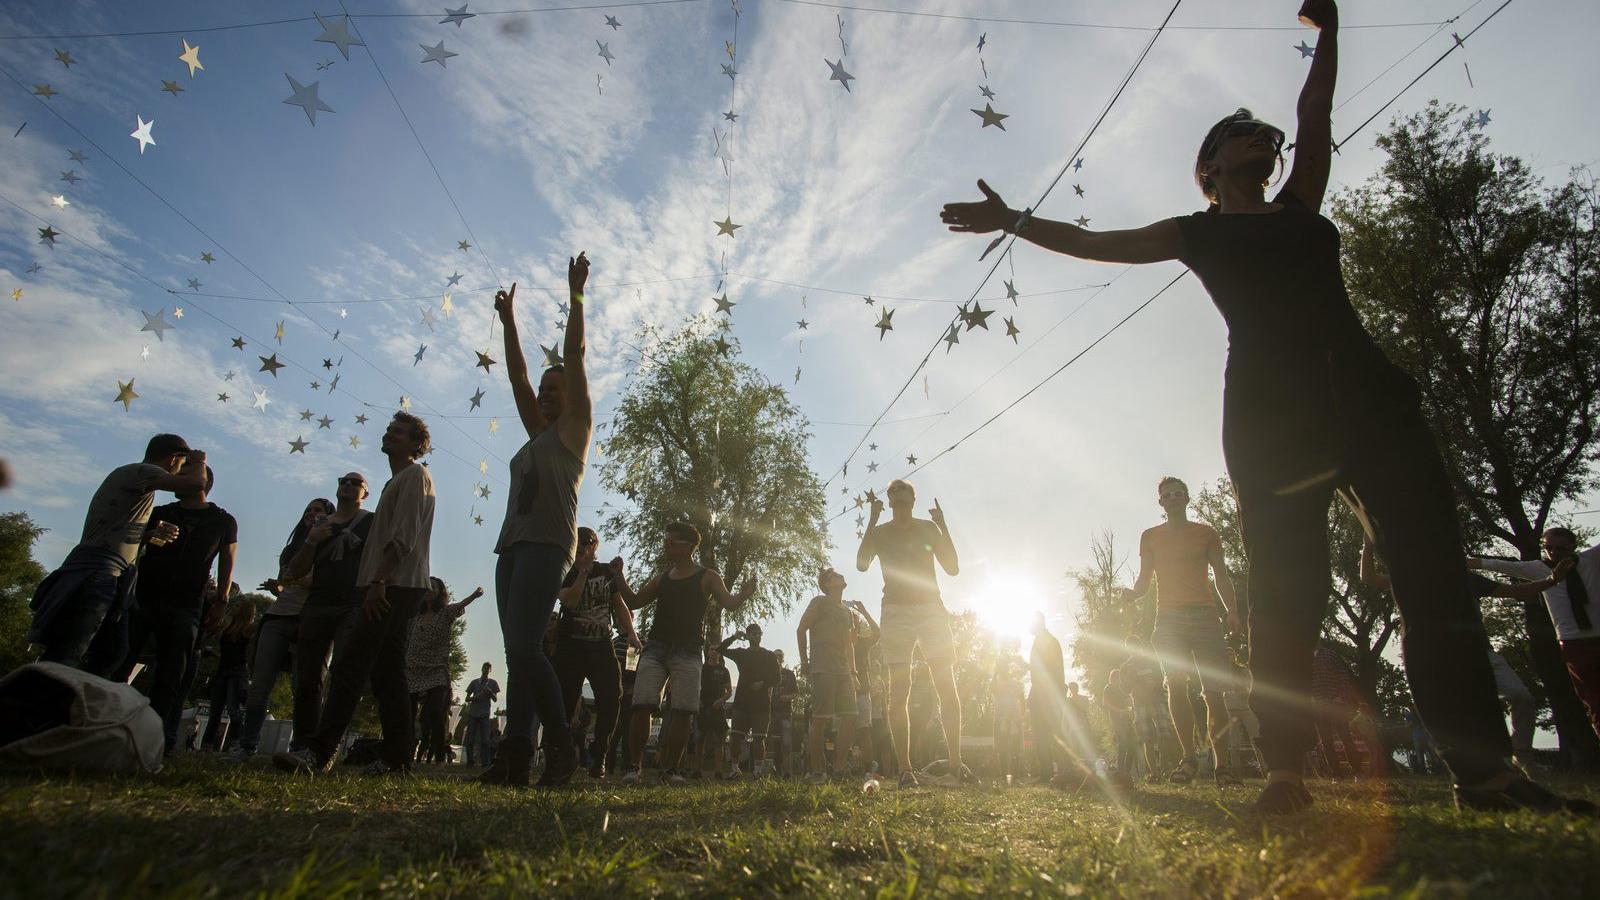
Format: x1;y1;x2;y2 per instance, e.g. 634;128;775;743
217;630;251;674
1029;630;1065;697
465;676;499;717
356;463;435;590
1122;655;1165;709
725;644;780;707
496;424;587;563
700;661;732;713
867;518;944;606
803;594;855;676
558;564;617;642
773;667;797;717
406;604;464;692
306;512;374;608
135;502;237;611
1140;521;1222;609
80;462;169;570
1480;548;1600;643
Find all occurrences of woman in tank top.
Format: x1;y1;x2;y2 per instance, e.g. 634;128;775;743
938;0;1589;816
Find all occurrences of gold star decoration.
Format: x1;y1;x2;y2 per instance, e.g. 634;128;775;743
299;409;314;421
440;293;454;317
488;418;500;435
478;460;488;475
349;435;360;449
258;353;285;377
50;195;69;209
874;307;895;340
114;378;139;411
962;300;993;331
1005;316;1021;343
274;320;285;343
201;251;215;263
712;293;736;314
33;84;57;99
178;39;203;77
541;344;563;368
217;392;229;402
10;288;20;302
54;49;74;67
37;225;61;248
231;336;246;349
354;414;369;425
399;395;412;411
475;349;497;372
1005;279;1019;304
288;435;308;454
318;415;333;429
714;216;741;237
942;323;960;352
971;103;1008;130
162;80;183;96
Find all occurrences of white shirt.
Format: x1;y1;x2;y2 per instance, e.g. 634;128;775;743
356;462;435;590
1480;544;1600;643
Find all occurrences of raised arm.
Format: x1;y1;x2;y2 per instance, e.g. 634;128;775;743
1487;558;1575;601
495;282;548;440
628;574;662;610
608;557;640;607
1280;0;1339;212
707;569;757;612
151;450;209;494
940;180;1181;264
849;599;880;640
448;586;484;614
1360;538;1392;591
928;501;959;577
558;253;593;458
856;497;883;572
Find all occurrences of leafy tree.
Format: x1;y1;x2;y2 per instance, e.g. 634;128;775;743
0;511;47;674
1332;102;1600;763
598;323;828;636
1067;531;1141;701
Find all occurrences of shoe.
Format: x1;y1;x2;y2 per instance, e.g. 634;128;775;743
659;768;687;785
481;741;531;787
620;767;643;785
587;761;606;780
1455;774;1599;816
1168;755;1199;785
897;771;919;789
1254;780;1314;814
222;746;252;764
536;739;579;788
803;771;827;785
361;759;411;778
272;748;323;774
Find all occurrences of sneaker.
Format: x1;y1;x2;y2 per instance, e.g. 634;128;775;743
222;746;252;764
620;767;643;785
897;770;919;789
272;748;323;774
1455;774;1599;816
803;771;828;785
536;739;579;788
587;761;606;780
1254;780;1314;814
660;768;687;785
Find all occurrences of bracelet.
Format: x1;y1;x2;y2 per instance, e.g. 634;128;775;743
1007;207;1034;236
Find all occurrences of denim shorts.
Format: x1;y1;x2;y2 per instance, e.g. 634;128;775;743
809;673;857;719
880;603;955;665
631;640;702;713
1151;604;1231;698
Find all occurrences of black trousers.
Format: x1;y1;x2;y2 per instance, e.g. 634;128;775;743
112;602;201;750
555;638;623;764
412;685;450;762
304;587;423;768
1229;363;1508;783
292;603;360;751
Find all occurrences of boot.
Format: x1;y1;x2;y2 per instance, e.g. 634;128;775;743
536;736;579;787
478;741;531;787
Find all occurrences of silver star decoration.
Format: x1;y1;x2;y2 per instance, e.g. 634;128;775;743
355;414;369;425
796;319;808;330
60;170;81;184
259;353;285;377
542;344;563;368
721;63;738;80
201;252;215;263
977;32;987;52
1073;184;1085;198
867;461;879;473
441;293;454;316
713;128;735;175
399;395;412;411
1295;40;1315;59
310;380;320;390
875;307;895;340
173;307;184;319
414;344;428;365
26;263;41;274
54;49;74;68
476;350;497;372
962;300;993;331
605;14;621;29
224;370;236;381
1005;316;1020;343
329;373;341;393
597;41;615;66
1074;215;1090;228
795;367;802;383
339;308;348;319
217;392;229;402
906;454;918;465
38;225;61;248
420;41;458;67
971;103;1008;130
440;4;477;26
69;149;87;162
458;240;471;251
282;75;333;125
1005;279;1019;304
187;278;201;290
469;387;486;410
1073;157;1084;171
445;271;463;287
318;415;334;430
253;389;270;410
141;345;151;360
724;110;739;122
864;296;874;305
316;59;335;71
140;308;173;341
130;116;155;153
421;308;437;331
715;217;741;237
825;58;854;92
713;293;736;314
162;80;183;96
1474;109;1491;129
314;13;365;60
979;84;995;100
942;323;960;352
299;409;314;421
288;436;309;454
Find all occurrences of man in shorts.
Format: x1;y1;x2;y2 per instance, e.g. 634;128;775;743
721;623;780;775
1122;476;1242;785
856;479;966;787
798;568;858;782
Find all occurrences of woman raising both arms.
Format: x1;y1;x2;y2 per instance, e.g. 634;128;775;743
940;0;1592;816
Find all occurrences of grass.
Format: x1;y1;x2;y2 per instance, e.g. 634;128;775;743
1;760;1597;898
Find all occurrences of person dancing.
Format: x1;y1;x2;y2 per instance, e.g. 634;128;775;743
939;0;1590;814
485;253;594;788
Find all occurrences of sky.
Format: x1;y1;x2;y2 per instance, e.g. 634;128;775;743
2;0;1597;710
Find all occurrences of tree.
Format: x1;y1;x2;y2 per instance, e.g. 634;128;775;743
1332;102;1600;764
1067;531;1141;702
598;323;828;635
0;511;47;674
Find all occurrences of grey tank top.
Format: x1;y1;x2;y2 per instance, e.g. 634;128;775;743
495;424;586;562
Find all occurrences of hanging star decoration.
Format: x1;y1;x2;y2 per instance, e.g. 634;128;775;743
712;128;734;175
10;288;21;302
713;335;732;357
173;307;184;319
178;39;204;76
1005;316;1021;343
329;373;341;393
114;378;139;411
355;414;369;425
1003;279;1020;304
26;263;41;274
140;308;174;341
299;409;314;422
475;350;497;372
1073;183;1085;198
445;271;464;287
186;277;202;290
217;392;229;403
68;149;88;163
440;293;454;316
825;58;854;92
467;387;487;411
867;461;879;473
309;380;319;390
288;436;309;454
275;320;284;343
318;415;334;430
258;353;285;377
338;308;348;319
1295;40;1315;59
231;336;247;350
979;84;996;100
721;62;738;80
458;239;472;251
796;319;809;331
224;370;236;381
34;84;57;99
54;48;74;68
1473;109;1491;129
37;225;61;248
714;217;741;237
316;59;335;71
962;300;993;331
597;41;616;65
478;460;489;475
869;442;878;451
606;14;622;29
440;4;477;26
349;435;361;449
875;307;895;340
420;41;459;66
130;116;155;153
724;110;738;123
942;323;961;352
971;103;1008;130
473;514;484;526
542;344;563;368
399;395;413;411
140;345;151;361
1074;215;1090;228
906;453;918;465
712;293;736;314
252;389;270;410
314;13;365;60
201;251;215;263
283;75;334;125
1073;157;1084;172
488;418;500;434
162;80;183;96
60;170;81;184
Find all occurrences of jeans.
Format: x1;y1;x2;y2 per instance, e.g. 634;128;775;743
38;571;126;677
495;542;570;751
465;716;493;766
555;638;623;765
237;614;299;754
412;685;450;762
112;603;201;750
292;603;359;752
201;671;248;749
304;587;423;768
1229;364;1509;783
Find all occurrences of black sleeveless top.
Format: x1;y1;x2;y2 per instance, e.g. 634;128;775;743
649;568;715;646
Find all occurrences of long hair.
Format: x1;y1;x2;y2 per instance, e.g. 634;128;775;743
280;499;333;570
1194;108;1284;208
221;601;255;638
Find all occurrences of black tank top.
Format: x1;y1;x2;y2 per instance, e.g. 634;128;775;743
650;568;713;646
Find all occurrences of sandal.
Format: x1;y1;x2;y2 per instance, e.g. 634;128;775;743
1167;756;1198;785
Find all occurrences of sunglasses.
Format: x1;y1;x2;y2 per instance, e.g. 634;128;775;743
1204;120;1285;159
579;536;598;546
338;477;366;487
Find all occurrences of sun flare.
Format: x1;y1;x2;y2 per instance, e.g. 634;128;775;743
969;575;1048;641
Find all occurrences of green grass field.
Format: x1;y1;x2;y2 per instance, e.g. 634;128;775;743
1;760;1596;898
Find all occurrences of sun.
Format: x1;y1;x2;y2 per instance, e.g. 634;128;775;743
968;574;1047;641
